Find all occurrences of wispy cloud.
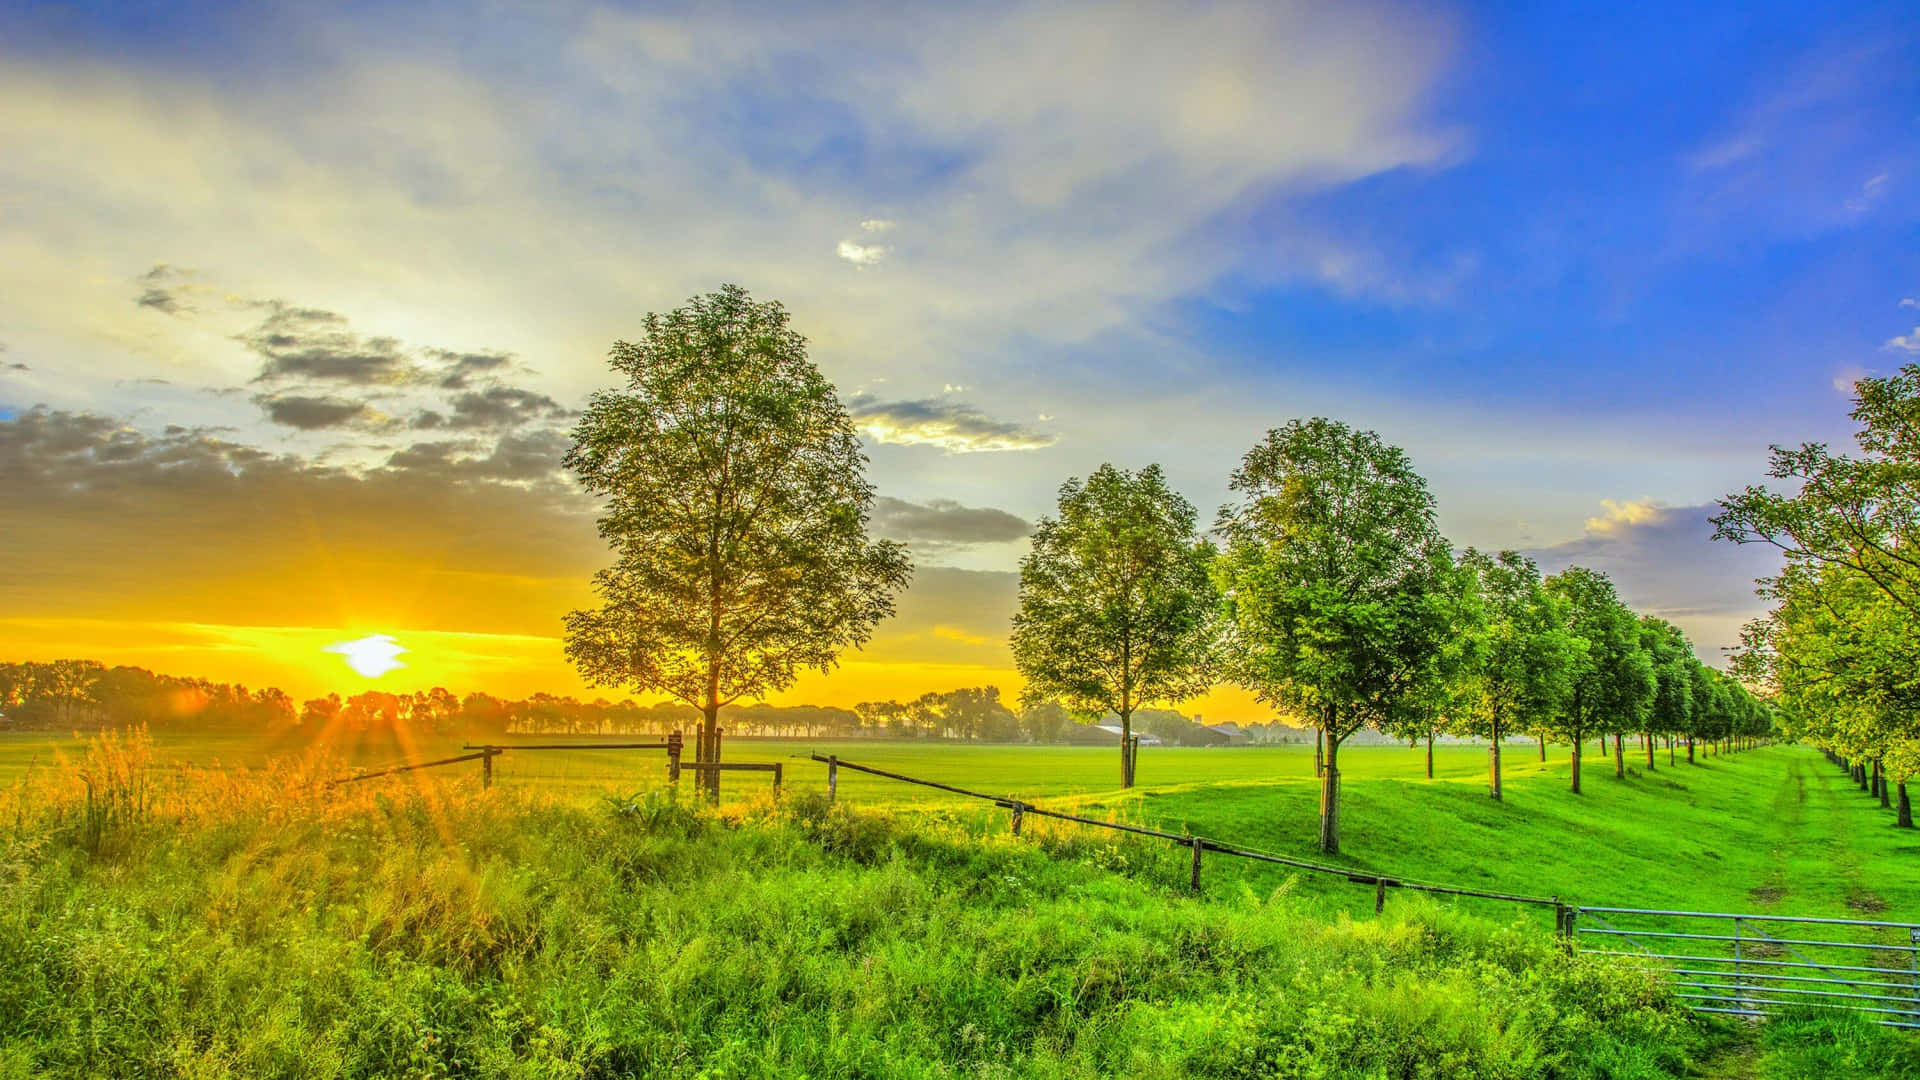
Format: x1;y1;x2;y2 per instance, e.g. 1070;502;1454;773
848;394;1058;453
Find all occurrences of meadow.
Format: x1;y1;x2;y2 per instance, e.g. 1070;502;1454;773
3;730;1918;1077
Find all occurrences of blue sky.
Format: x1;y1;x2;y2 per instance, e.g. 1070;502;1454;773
0;0;1914;704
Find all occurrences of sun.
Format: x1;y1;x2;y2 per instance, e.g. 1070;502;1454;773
324;633;409;678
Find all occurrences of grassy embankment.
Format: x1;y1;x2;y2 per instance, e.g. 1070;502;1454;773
1;732;1916;1077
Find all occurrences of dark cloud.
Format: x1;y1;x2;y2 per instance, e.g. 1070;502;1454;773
1525;502;1783;658
241;302;414;385
255;394;372;430
135;265;189;315
446;386;574;430
871;496;1030;545
3;363;25;372
846;394;1057;453
385;428;569;484
237;297;528;393
427;349;514;389
0;406;595;634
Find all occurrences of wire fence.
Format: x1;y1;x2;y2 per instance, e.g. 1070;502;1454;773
814;753;1568;918
815;753;1919;1028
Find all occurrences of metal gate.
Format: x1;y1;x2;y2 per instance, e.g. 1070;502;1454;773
1573;906;1920;1029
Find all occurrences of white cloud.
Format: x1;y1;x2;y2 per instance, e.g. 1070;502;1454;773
1901;298;1919;309
1583;498;1669;536
836;239;890;266
859;219;896;233
1887;328;1920;354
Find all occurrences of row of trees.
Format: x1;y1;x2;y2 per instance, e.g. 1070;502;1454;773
1011;421;1773;853
0;661;296;732
1718;362;1920;828
551;286;1774;818
3;664;1258;744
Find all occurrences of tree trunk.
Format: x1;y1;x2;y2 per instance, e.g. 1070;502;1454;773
1319;733;1342;854
1687;737;1695;764
1880;761;1892;809
699;700;720;802
1426;731;1434;780
1315;727;1324;777
1570;726;1583;794
1599;735;1608;758
1669;735;1675;766
1488;716;1503;801
1644;731;1655;771
1538;734;1546;761
1899;782;1913;829
1614;733;1625;779
1120;708;1134;788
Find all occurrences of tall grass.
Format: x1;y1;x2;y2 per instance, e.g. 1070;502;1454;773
0;734;1792;1078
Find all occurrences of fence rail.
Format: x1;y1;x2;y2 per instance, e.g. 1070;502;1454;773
812;753;1564;914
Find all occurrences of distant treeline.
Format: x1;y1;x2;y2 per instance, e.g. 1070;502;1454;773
0;660;1298;743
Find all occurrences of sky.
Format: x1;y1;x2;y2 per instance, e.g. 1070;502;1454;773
2;0;1916;718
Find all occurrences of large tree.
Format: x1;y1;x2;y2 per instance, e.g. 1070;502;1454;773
1546;567;1654;793
1215;419;1453;853
1012;463;1217;787
563;285;911;798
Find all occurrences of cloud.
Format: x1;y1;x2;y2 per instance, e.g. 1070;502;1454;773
1528;501;1782;662
836;239;890;266
859;219;895;233
243;302;416;385
0;406;594;635
1583;498;1670;536
387;427;572;484
1833;365;1869;393
1677;32;1916;240
429;349;515;389
1886;327;1920;354
134;264;194;315
444;386;573;430
871;496;1030;545
848;393;1058;453
255;393;374;430
1901;298;1919;310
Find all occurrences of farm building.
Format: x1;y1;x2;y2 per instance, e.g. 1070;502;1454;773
1064;723;1164;746
1196;722;1249;746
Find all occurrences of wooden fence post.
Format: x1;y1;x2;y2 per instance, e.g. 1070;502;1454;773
772;763;782;796
1375;878;1388;914
666;730;683;784
827;755;838;803
481;748;493;790
1011;803;1024;836
1189;838;1203;892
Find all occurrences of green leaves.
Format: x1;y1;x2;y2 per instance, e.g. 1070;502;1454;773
1455;550;1576;744
1011;464;1218;727
562;285;911;710
1214;419;1452;743
1716;364;1920;776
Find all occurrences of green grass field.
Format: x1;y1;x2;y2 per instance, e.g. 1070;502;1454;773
3;731;1910;922
4;730;1918;1077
